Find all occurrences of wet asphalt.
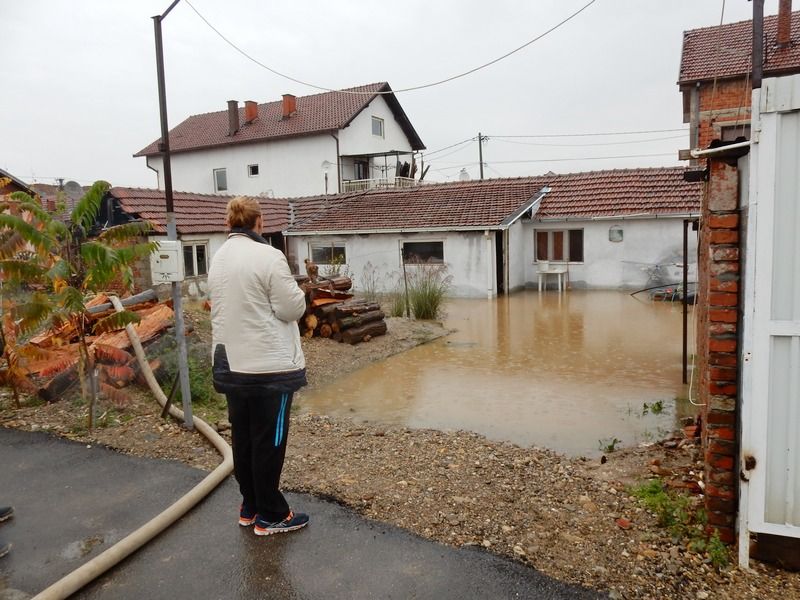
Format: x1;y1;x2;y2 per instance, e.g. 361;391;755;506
0;427;604;599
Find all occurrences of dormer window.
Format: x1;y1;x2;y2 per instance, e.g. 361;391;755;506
371;116;384;138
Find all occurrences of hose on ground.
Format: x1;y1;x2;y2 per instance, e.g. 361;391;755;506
32;296;233;600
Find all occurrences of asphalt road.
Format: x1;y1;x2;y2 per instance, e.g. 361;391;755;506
0;427;604;599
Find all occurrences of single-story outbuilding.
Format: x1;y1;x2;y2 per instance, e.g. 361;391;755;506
102;167;700;298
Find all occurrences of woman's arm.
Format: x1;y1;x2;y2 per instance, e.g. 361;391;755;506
267;254;307;323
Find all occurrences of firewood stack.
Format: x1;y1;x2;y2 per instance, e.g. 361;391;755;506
295;275;387;344
22;289;173;401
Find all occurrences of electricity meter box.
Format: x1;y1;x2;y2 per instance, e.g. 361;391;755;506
150;240;185;284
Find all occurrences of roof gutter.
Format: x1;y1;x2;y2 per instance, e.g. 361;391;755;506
284;224;508;236
536;212;700;222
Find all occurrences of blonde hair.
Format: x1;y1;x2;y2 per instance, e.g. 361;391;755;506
226;196;262;230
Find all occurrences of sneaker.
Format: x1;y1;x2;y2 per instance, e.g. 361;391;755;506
0;507;13;522
253;511;309;536
239;505;257;527
0;541;10;559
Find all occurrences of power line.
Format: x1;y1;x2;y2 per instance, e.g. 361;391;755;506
184;0;599;94
489;134;687;148
423;137;476;156
488;128;688;138
431;152;676;171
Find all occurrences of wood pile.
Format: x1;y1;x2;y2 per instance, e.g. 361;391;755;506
295;275;387;345
21;289;173;401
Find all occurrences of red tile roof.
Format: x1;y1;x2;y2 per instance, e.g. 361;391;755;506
109;168;700;237
679;11;800;84
286;168;701;233
135;83;424;157
108;187;291;235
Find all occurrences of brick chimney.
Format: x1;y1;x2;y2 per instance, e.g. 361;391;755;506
227;100;239;136
282;94;297;119
778;0;793;48
244;100;258;123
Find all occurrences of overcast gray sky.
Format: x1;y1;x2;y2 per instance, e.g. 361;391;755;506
2;1;767;189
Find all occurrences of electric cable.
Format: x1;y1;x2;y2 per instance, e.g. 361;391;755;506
423;137;476;156
490;134;687;148
184;0;598;94
488;128;688;138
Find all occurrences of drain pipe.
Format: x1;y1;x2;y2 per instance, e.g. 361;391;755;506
33;296;233;600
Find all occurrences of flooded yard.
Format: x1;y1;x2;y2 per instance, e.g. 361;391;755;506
299;290;695;456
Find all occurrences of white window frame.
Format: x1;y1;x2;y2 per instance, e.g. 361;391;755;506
213;168;227;192
401;240;445;265
371;116;384;138
534;228;584;263
183;241;209;277
309;241;347;265
247;164;259;177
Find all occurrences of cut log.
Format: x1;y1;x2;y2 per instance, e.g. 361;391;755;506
302;276;352;292
38;366;80;402
319;323;333;338
332;332;343;342
335;303;380;318
337;310;385;330
304;314;319;332
92;304;174;349
341;320;387;345
86;289;159;316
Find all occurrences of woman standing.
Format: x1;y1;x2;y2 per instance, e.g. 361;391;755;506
208;197;309;535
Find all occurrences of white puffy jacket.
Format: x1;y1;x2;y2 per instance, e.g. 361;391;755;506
208;234;306;374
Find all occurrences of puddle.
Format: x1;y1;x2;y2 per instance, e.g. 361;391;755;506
299;290;695;456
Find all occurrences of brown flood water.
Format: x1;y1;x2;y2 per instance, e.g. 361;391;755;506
299;290;695;456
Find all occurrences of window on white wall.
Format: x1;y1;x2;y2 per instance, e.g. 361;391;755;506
402;241;444;264
371;116;384;137
310;242;346;265
248;164;259;177
213;168;227;192
183;242;208;277
535;229;584;262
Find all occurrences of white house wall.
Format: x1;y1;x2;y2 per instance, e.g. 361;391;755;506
148;232;228;298
507;221;527;291
147;134;339;198
520;218;697;289
337;95;414;179
290;230;495;299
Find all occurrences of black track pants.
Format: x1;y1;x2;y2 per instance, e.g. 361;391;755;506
226;388;293;522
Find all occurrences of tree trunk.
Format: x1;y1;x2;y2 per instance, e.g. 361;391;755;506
304;314;318;332
341;320;387;344
319;323;333;338
335;303;381;318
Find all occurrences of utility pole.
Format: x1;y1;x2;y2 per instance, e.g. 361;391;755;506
153;0;194;429
478;133;487;180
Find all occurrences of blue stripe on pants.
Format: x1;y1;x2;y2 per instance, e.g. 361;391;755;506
275;393;288;447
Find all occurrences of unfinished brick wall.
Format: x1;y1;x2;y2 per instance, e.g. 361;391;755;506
696;160;741;544
697;78;753;149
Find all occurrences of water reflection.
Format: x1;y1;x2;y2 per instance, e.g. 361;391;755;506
298;290;693;456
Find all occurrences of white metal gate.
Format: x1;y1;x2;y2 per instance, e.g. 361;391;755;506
740;75;800;567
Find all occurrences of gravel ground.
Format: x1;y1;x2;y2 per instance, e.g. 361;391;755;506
2;316;799;599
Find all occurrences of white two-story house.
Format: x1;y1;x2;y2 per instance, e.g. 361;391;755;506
135;82;425;198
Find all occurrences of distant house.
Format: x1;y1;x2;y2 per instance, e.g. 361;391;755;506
285;167;701;297
0;168;36;196
679;9;800;154
134;83;425;198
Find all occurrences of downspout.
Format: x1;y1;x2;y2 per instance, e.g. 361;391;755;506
146;157;161;189
331;133;341;193
485;230;493;299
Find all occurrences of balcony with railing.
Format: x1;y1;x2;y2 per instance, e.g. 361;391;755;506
342;176;417;193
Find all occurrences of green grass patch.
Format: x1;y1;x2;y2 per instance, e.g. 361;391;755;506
630;479;730;568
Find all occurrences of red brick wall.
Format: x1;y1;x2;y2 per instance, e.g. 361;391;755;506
697;78;753;149
696;160;741;544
